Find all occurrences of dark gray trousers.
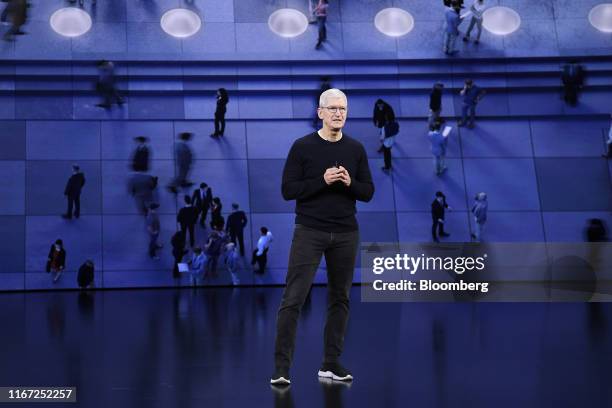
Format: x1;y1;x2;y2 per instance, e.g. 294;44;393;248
274;224;359;369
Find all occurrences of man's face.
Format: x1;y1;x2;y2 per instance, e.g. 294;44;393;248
318;97;348;131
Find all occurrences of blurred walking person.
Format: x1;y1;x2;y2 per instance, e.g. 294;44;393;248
77;260;95;289
458;79;485;128
428;121;448;175
168;132;194;194
373;99;396;153
129;174;158;215
252;227;273;274
95;60;124;109
603;114;612;158
204;226;227;279
443;3;463;55
146;203;162;260
210;88;229;137
2;0;28;42
177;195;198;248
226;203;248;256
224;242;240;285
192;182;213;228
428;83;444;127
431;192;451;242
314;0;329;49
131;136;150;172
561;61;584;107
171;231;188;278
189;247;206;286
62;164;86;220
470;192;488;242
462;0;486;44
46;239;66;284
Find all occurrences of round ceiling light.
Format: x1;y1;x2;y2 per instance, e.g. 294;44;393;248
374;8;415;37
50;7;92;37
268;9;309;38
588;3;612;33
160;8;202;38
482;6;521;35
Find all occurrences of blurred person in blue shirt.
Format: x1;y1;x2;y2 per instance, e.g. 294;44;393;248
189;247;207;286
458;79;485;128
443;3;464;55
428;120;449;175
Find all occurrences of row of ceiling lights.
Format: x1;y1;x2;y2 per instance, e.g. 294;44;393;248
49;4;612;39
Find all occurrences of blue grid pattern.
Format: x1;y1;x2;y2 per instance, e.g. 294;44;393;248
0;0;611;290
0;0;610;61
0;116;610;290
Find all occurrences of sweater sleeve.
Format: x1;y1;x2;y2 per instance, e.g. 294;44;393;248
348;145;375;202
281;142;327;201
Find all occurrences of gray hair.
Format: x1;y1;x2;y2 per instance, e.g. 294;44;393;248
319;88;347;108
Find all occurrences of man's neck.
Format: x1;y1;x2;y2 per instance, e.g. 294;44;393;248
318;128;342;142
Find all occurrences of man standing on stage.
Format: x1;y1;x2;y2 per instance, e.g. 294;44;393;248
271;89;374;385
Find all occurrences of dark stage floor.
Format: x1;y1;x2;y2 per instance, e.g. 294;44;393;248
1;287;611;407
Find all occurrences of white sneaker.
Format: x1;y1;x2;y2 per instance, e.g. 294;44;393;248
317;363;353;381
270;368;291;385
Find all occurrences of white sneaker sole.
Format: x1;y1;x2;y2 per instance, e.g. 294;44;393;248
317;370;353;381
270;377;290;385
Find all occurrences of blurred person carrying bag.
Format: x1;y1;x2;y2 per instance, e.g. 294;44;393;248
381;120;399;147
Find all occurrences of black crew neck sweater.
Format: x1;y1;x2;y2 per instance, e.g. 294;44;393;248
281;132;375;232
